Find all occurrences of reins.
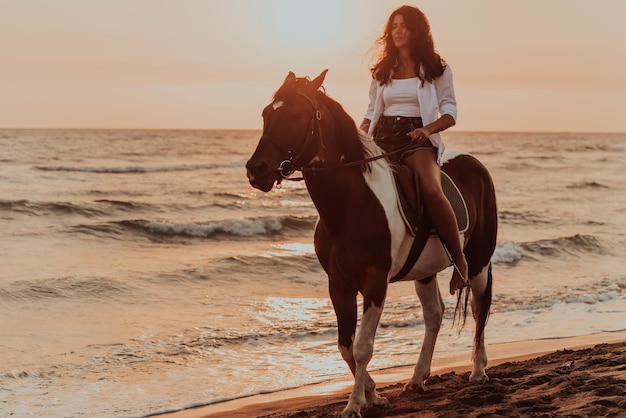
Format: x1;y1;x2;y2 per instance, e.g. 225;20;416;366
280;142;413;182
276;90;414;183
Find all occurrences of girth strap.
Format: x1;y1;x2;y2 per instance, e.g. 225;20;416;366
390;211;433;283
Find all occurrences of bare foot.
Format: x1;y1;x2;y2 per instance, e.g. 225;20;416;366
449;257;468;295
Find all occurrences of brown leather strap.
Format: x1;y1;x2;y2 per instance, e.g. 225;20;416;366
390;212;433;283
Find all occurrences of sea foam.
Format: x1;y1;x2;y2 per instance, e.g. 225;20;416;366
119;215;316;238
491;242;524;264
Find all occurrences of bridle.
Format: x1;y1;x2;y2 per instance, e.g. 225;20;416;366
274;90;414;184
276;91;322;180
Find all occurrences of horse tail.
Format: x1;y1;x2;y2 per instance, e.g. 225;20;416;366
452;282;470;333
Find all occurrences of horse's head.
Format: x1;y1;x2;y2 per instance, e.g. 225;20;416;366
246;69;328;192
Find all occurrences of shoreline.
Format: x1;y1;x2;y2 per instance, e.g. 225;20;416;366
152;330;626;417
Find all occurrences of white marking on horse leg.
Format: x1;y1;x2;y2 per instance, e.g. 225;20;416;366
338;339;356;374
341;303;385;417
469;264;490;383
405;276;443;392
339;338;386;413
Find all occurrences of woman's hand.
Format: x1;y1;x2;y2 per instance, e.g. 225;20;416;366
408;114;455;142
407;127;432;143
359;119;371;132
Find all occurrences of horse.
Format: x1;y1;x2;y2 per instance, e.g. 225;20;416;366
246;70;497;417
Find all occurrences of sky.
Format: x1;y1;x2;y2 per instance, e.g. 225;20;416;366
2;0;626;132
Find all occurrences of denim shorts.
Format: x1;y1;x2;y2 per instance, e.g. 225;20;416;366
373;115;437;164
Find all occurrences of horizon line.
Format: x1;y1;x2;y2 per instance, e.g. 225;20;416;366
1;127;626;135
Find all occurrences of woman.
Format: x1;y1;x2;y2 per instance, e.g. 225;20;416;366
360;5;468;294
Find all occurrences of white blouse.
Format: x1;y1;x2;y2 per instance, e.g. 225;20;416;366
382;77;421;117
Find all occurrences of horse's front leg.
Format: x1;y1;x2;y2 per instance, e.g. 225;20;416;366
330;277;358;375
331;277;388;417
405;274;444;392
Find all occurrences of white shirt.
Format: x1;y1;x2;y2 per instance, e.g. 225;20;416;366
382;77;421;117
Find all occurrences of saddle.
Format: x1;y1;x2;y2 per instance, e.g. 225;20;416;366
389;165;469;282
392;165;469;236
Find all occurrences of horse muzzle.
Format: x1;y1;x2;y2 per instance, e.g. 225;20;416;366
246;158;279;192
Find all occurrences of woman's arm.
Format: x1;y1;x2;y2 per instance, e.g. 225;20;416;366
434;64;457;121
361;78;378;132
408;64;457;142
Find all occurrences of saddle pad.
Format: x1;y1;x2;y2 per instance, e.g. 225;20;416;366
441;171;469;233
394;170;469;236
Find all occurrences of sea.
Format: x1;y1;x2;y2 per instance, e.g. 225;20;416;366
1;129;625;417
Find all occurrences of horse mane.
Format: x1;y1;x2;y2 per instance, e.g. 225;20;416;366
314;90;376;170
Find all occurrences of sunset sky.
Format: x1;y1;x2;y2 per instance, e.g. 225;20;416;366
2;0;625;132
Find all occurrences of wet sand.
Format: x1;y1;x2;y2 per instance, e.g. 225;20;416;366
156;331;626;418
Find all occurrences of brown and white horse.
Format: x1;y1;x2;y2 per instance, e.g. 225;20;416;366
246;70;497;417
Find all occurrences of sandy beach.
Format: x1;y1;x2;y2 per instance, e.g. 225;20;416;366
156;331;626;418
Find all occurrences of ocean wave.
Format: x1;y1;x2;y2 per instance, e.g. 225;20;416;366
607;144;626;152
93;199;158;211
491;242;524;264
566;181;609;189
0;199;107;217
115;215;317;238
498;210;552;226
494;277;626;314
491;234;606;265
181;251;322;285
0;276;134;302
144;314;340;352
521;234;606;258
35;161;241;174
213;191;255;200
0;198;156;217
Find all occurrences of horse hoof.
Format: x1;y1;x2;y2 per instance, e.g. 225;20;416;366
371;394;388;408
403;381;426;393
339;408;362;418
469;370;489;383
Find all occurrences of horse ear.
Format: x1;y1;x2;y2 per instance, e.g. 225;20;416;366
309;69;328;91
284;71;297;83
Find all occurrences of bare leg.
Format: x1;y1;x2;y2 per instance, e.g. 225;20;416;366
405;275;444;391
404;150;468;294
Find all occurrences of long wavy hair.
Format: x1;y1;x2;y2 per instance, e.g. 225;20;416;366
370;5;445;86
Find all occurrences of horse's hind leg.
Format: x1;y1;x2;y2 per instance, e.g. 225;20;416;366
405;274;443;392
468;263;493;383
